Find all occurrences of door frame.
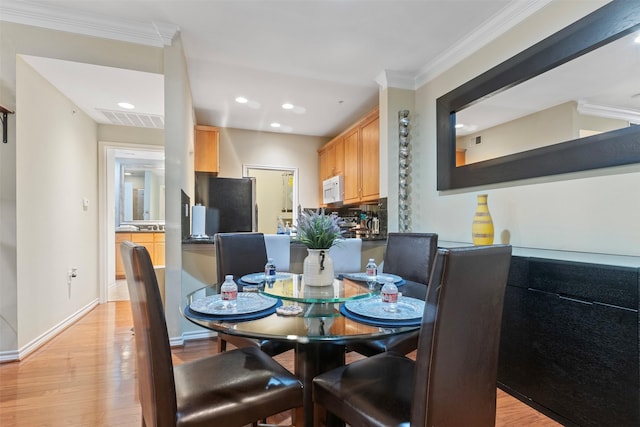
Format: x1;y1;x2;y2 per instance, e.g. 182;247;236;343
243;164;299;232
98;141;164;303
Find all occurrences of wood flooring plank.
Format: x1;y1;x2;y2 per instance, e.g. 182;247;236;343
0;301;560;426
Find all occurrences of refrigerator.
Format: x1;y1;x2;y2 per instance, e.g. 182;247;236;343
194;174;257;234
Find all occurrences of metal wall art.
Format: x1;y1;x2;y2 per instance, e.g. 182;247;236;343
398;110;410;232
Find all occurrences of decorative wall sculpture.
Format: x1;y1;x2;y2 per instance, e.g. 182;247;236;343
398;110;410;232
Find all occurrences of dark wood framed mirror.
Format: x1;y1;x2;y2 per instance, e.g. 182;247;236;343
437;0;640;191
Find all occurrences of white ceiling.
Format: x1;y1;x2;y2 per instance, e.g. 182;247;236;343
6;0;631;139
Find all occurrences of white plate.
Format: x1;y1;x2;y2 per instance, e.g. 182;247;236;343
240;272;294;284
190;292;278;315
344;296;424;320
343;272;403;283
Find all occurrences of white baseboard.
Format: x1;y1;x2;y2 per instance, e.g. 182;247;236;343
170;330;216;347
0;299;99;363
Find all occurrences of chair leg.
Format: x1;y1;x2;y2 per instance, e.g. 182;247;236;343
217;336;227;352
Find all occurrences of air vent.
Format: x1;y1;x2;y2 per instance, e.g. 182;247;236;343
98;109;164;129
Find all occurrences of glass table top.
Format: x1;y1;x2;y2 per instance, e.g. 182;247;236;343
256;274;376;303
182;282;421;344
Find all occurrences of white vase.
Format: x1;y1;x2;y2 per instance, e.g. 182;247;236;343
303;249;335;286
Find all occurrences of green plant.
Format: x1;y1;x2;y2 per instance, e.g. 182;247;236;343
295;209;342;249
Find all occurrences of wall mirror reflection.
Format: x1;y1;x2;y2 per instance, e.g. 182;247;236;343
455;30;640;166
115;149;165;226
437;0;640;190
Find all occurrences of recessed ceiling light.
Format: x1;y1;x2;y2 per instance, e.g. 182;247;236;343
270;122;281;128
455;123;465;129
635;34;640;44
235;97;248;104
118;102;135;109
282;103;294;110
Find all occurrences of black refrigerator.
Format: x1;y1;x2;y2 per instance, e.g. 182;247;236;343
194;174;257;234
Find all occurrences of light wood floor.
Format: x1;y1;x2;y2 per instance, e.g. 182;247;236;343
0;301;560;426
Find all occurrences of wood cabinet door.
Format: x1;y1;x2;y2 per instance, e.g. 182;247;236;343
115;233;131;279
154;242;165;266
131;233;155;263
360;115;379;201
333;137;345;177
343;129;360;203
319;148;330;181
194;125;219;173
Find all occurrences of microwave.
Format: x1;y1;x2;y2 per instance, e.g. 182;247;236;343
322;175;344;204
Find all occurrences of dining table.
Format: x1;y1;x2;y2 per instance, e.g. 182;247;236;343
181;272;426;427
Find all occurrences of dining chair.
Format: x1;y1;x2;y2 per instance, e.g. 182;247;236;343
264;233;291;271
120;241;303;427
347;232;438;357
215;232;295;356
329;238;362;274
313;245;512;427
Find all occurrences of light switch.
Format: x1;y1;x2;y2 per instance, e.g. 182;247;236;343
83;197;89;211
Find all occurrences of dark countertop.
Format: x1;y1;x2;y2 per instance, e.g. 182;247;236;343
183;235;387;245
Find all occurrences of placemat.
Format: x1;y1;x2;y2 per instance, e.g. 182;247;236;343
339;304;422;327
185;299;282;322
340;272;406;287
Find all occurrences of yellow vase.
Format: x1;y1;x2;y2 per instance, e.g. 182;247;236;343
472;194;494;245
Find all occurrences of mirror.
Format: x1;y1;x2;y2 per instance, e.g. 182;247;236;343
437;0;640;190
116;149;165;225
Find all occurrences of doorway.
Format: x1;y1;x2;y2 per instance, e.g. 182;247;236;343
243;165;298;234
99;141;164;303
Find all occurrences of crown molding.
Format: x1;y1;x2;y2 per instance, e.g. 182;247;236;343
414;0;554;89
0;1;178;47
577;102;640;125
375;70;416;90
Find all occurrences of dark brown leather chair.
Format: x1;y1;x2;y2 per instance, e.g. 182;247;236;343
347;232;438;356
215;232;294;356
121;241;303;427
313;245;512;427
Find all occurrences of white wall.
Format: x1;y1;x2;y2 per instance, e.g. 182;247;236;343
16;57;99;347
164;34;197;341
217;127;329;208
0;21;164;357
408;0;640;262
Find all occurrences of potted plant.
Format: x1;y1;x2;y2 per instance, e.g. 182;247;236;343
295;209;342;286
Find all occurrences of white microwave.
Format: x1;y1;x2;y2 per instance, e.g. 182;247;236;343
322;175;344;204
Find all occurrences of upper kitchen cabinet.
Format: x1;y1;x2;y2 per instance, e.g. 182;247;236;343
319;107;379;206
343;108;379;205
358;112;379;202
318;135;345;181
194;125;220;173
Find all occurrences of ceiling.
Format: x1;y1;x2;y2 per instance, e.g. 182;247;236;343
2;0;559;138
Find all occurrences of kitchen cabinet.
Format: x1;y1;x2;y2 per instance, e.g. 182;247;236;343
343;129;359;203
194;125;219;173
115;232;165;278
343;109;379;205
153;232;165;266
320;107;379;206
318;134;345;202
359;113;379;202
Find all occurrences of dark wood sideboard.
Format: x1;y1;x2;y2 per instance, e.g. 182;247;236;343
498;256;639;427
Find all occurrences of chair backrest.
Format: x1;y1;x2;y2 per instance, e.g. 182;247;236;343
329;238;363;274
411;245;512;427
264;234;291;272
215;232;268;283
120;241;177;427
382;232;438;284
